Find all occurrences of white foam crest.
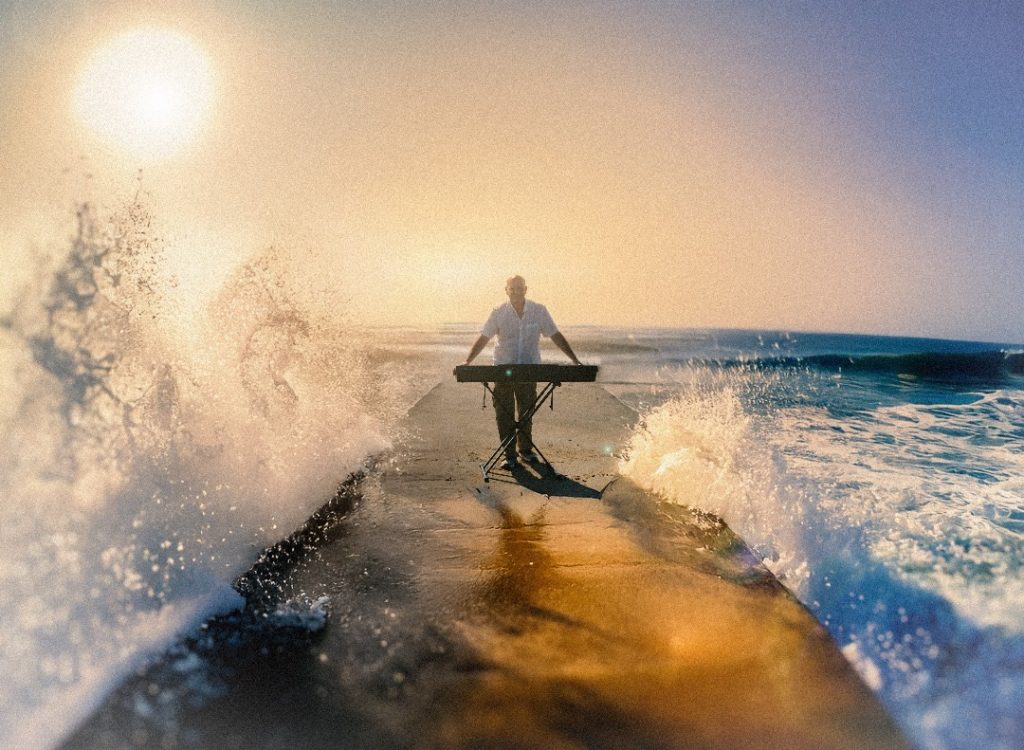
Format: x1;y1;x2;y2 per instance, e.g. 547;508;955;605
0;200;413;749
777;392;1024;749
778;395;1024;632
618;372;811;588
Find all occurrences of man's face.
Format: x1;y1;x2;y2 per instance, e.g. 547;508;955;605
506;279;527;305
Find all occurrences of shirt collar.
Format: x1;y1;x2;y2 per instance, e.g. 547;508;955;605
505;299;531;317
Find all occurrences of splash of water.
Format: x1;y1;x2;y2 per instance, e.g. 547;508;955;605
0;198;412;749
617;368;811;586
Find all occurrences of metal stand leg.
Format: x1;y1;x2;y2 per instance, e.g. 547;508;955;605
480;381;561;481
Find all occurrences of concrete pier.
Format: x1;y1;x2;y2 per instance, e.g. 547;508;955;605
64;382;909;750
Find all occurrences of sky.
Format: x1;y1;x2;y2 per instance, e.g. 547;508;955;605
1;0;1022;342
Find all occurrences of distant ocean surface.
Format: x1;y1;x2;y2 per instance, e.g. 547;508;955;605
2;227;1022;750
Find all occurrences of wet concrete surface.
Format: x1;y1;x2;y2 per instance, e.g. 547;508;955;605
63;383;910;750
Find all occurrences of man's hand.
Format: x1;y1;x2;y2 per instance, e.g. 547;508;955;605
465;334;490;365
551;332;582;365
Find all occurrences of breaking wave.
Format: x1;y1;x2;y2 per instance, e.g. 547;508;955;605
0;199;416;749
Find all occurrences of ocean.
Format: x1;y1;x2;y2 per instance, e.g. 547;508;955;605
1;208;1022;749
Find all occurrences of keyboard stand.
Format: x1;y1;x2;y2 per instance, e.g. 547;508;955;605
479;380;560;481
452;365;599;482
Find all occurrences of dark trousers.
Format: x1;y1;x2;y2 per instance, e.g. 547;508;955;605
492;381;537;457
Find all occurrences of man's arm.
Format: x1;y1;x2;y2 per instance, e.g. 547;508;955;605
550;332;582;365
465;335;490;364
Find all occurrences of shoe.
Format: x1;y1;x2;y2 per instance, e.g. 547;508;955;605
519;449;539;463
500;456;518;471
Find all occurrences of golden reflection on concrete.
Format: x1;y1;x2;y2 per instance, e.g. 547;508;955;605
476;503;555;622
431;475;909;750
383;383;910;749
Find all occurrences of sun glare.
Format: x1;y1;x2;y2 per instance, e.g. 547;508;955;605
73;27;215;160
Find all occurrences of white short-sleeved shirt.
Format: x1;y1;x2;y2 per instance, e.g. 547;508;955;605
481;300;559;364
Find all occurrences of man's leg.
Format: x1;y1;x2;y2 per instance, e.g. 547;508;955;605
514;382;538;454
491;381;518;462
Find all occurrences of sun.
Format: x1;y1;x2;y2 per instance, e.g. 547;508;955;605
73;27;215;161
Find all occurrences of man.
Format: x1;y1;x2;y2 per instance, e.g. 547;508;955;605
464;275;582;469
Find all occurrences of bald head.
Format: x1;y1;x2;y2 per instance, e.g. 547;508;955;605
505;275;527;309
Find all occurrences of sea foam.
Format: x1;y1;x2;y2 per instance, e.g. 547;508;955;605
0;200;414;749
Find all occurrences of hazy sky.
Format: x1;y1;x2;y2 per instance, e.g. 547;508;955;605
1;1;1022;342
